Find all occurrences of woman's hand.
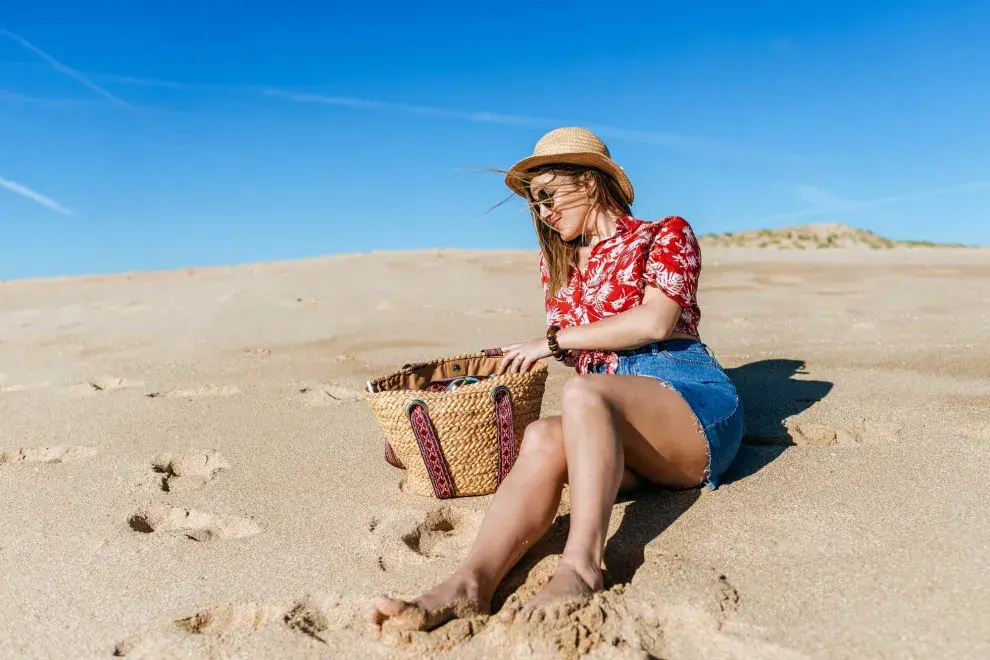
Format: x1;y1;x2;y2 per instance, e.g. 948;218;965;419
497;337;552;375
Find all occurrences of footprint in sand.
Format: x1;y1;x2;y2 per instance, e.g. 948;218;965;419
787;418;901;446
145;384;240;399
368;506;484;570
0;445;97;465
745;418;902;446
112;594;362;657
68;376;144;396
127;504;260;541
147;449;230;493
298;382;364;406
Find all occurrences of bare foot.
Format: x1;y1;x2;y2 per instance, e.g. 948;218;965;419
368;572;490;633
505;560;600;621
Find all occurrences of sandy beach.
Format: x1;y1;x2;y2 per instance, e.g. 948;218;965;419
2;244;989;659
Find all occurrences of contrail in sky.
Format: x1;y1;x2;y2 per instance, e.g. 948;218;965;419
0;60;803;159
261;87;804;159
0;29;133;110
0;175;71;214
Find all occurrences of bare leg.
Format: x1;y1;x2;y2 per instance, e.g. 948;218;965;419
369;417;571;632
369;373;706;630
521;374;708;611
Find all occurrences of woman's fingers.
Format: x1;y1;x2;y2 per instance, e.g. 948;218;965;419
497;351;517;375
496;344;542;375
497;344;518;374
503;352;526;374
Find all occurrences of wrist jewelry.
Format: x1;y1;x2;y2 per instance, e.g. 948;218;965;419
546;325;566;362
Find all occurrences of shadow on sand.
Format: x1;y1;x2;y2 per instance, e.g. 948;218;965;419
722;357;834;483
492;357;833;608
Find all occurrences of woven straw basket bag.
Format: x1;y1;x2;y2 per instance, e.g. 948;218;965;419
364;349;548;498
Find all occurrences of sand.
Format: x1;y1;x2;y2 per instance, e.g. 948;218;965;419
1;246;988;659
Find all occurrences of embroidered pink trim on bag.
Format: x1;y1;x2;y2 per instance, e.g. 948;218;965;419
406;401;455;499
492;386;516;485
384;441;404;469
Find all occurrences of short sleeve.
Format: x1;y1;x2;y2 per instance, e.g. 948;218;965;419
643;216;701;308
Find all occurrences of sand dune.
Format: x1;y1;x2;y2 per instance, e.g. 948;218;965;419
698;222;973;249
1;245;989;658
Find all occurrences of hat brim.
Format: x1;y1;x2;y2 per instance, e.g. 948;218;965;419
504;152;635;205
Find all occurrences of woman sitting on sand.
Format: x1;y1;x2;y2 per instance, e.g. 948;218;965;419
370;127;744;632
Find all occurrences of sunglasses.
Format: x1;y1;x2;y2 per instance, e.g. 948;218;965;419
529;188;556;214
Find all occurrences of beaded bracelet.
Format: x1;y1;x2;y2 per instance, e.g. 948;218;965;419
546;325;566;362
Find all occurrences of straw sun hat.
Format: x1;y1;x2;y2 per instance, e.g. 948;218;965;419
504;127;635;204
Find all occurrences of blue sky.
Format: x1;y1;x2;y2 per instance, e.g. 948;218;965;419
2;1;988;280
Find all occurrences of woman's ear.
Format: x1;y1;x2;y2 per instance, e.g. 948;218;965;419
579;170;598;195
579;171;598;206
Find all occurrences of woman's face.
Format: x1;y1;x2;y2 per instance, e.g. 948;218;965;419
529;172;592;243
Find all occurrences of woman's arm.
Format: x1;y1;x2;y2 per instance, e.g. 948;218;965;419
556;285;683;352
499;216;701;375
497;286;684;374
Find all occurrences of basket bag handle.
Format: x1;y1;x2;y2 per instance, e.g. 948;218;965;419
385;348;518;498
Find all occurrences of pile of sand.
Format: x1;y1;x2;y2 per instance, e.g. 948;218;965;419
698;222;968;249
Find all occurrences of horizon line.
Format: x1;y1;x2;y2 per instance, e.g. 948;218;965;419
2;224;984;284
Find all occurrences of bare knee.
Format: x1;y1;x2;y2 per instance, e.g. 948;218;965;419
520;417;565;465
561;375;609;412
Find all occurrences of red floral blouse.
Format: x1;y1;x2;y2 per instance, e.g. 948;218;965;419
539;215;702;375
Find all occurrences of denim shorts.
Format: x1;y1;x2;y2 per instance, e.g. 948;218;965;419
590;338;744;489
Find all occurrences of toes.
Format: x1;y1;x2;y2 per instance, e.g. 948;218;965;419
526;607;546;624
547;601;568;621
368;596;409;628
373;596;409;617
495;603;521;624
